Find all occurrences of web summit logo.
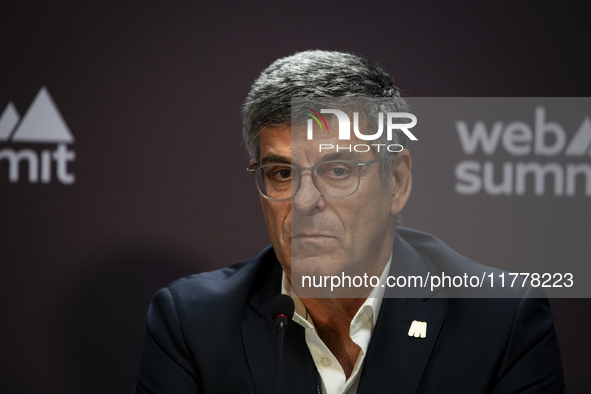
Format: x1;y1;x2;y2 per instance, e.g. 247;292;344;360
0;87;75;184
455;107;591;197
304;108;417;152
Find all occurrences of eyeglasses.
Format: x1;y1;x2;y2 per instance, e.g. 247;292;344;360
247;157;386;201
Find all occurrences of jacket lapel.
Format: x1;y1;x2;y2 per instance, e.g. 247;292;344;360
357;234;447;393
241;251;318;394
357;297;445;393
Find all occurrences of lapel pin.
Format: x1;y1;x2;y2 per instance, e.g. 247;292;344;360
408;320;427;338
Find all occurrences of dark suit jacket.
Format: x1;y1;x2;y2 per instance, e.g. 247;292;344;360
134;228;566;393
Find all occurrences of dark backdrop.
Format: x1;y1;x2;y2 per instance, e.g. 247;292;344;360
1;1;589;393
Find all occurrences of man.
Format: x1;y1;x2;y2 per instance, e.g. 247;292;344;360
134;50;565;393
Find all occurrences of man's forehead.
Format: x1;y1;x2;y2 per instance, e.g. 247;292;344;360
259;125;372;165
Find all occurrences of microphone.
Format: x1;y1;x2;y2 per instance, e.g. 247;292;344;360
271;294;295;394
271;294;295;332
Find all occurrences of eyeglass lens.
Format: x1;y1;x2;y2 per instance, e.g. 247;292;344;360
254;161;361;200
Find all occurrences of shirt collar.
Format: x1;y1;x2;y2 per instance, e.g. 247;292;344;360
280;253;392;330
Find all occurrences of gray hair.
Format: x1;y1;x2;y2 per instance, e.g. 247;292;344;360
241;50;409;181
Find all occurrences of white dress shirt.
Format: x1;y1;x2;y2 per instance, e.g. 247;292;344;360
281;255;392;394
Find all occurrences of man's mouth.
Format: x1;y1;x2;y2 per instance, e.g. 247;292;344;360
292;233;335;239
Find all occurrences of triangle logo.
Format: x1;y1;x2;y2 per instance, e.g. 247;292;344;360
0;102;20;141
565;117;591;156
11;87;74;143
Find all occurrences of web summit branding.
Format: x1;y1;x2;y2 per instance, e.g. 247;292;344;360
454;103;591;197
0;87;75;184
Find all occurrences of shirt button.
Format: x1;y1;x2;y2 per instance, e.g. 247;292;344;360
320;357;332;366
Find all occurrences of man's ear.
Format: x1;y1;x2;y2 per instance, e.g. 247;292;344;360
391;149;412;216
250;159;256;166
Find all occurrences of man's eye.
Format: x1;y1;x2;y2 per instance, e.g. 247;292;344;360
330;167;348;177
323;166;351;178
271;168;291;180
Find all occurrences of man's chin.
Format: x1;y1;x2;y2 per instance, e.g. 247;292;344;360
290;255;354;278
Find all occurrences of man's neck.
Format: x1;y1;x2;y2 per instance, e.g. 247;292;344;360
282;236;395;378
296;251;392;379
302;297;365;330
301;297;365;379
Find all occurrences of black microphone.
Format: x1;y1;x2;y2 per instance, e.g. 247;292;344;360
271;294;295;394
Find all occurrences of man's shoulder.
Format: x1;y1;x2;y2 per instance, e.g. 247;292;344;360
396;226;487;273
393;228;554;347
138;245;282;388
157;245;278;318
395;227;530;298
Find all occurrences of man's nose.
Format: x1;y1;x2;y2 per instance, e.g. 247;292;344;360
292;172;324;214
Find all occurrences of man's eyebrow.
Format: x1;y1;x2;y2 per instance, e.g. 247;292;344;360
260;154;291;165
318;151;366;163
